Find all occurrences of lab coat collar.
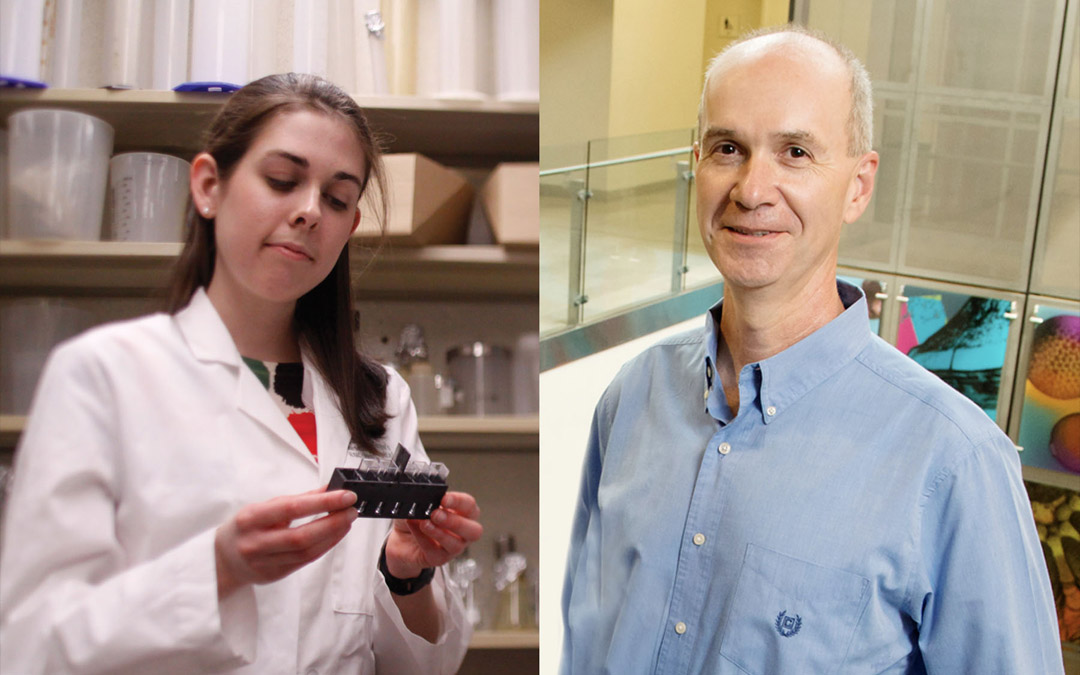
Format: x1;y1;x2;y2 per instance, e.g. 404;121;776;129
174;287;244;368
174;288;321;468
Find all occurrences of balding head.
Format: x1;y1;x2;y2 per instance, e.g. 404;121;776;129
699;26;873;157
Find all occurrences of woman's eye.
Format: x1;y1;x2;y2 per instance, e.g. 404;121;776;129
267;178;295;191
325;194;349;211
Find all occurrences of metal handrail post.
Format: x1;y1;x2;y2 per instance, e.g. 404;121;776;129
671;160;692;293
567;178;591;326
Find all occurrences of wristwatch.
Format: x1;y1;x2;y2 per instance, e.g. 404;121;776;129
379;544;435;596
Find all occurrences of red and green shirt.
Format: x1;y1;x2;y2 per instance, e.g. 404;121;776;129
243;357;318;460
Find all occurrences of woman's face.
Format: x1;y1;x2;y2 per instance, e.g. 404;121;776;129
201;109;366;310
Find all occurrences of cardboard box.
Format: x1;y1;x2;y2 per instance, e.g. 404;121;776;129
356;154;474;246
480;162;539;246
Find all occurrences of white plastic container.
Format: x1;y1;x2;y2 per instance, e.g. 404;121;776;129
152;0;191;90
6;109;114;241
103;0;152;89
294;0;330;79
189;0;251;86
0;0;46;83
435;0;487;100
49;0;84;87
0;298;92;415
493;0;538;102
108;152;191;242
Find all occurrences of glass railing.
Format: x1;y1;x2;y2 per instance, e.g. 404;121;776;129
540;129;722;337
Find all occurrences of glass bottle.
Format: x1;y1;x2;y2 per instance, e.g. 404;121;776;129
492;534;535;630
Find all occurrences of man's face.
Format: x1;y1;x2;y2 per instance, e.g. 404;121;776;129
695;42;877;295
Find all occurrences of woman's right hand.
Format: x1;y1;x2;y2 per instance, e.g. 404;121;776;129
214;488;358;599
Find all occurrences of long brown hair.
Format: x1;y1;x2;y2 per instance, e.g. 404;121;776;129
168;73;390;454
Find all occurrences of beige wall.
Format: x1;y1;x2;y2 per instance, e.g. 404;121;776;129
540;0;614;152
542;0;795;151
606;0;707;138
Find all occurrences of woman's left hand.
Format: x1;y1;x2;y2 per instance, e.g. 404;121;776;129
384;491;483;580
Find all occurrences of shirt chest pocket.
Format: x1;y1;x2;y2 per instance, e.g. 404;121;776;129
719;544;870;675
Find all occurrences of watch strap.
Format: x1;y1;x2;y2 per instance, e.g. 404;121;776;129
379;544;435;596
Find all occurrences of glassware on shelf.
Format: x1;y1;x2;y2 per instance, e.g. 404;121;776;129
396;323;440;415
448;548;482;628
492;534;536;630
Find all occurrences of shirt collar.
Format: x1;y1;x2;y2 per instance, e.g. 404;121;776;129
703;280;872;424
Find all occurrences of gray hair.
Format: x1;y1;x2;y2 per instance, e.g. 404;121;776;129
698;24;874;156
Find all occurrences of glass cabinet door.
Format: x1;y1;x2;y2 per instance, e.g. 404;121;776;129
892;279;1024;424
1030;2;1080;301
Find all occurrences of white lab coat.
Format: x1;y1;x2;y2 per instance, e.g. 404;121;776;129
0;289;470;674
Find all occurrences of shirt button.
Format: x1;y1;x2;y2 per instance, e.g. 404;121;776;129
674;621;687;635
766;406;777;416
718;442;731;455
693;533;706;546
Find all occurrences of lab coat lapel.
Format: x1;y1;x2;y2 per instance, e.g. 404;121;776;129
175;288;317;465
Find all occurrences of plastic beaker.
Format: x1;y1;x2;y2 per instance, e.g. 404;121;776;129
6;109;114;241
108;152;190;242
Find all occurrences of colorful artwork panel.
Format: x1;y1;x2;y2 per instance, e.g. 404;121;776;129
1025;481;1080;647
1018;306;1080;475
896;285;1012;421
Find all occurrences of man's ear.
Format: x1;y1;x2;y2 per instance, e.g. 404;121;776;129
843;150;878;225
693;141;701;162
190;152;221;218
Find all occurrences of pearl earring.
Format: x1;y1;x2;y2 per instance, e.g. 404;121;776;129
203;207;210;216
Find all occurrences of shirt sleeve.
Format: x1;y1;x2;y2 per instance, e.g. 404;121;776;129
368;371;471;674
0;341;256;675
559;395;610;675
911;434;1065;674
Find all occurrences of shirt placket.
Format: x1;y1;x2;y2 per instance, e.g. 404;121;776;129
653;428;736;673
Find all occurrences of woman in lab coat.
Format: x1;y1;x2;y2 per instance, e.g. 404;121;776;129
0;73;480;674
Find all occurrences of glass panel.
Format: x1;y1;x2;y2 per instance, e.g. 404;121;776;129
839;94;907;268
581;130;694;323
894;283;1014;421
1016;303;1080;476
903;101;1043;288
539;142;588;335
801;0;919;85
1023;480;1080;646
837;274;889;336
1031;27;1080;300
685;174;724;290
921;0;1062;97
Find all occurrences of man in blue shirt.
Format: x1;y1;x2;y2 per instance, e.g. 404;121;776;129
560;26;1064;674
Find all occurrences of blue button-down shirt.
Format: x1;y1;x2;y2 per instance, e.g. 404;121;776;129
561;282;1062;674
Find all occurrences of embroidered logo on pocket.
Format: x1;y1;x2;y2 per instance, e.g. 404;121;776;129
775;610;802;637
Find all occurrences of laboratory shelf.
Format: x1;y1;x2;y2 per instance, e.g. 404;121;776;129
0;241;538;300
0;89;538;164
468;630;540;649
0;414;538;451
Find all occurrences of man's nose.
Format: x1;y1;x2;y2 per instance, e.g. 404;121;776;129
730;154;778;210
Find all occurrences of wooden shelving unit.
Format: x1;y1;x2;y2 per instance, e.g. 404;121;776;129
1;87;541;666
0;240;538;299
0;89;538;165
469;630;540;650
1;414;538;452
